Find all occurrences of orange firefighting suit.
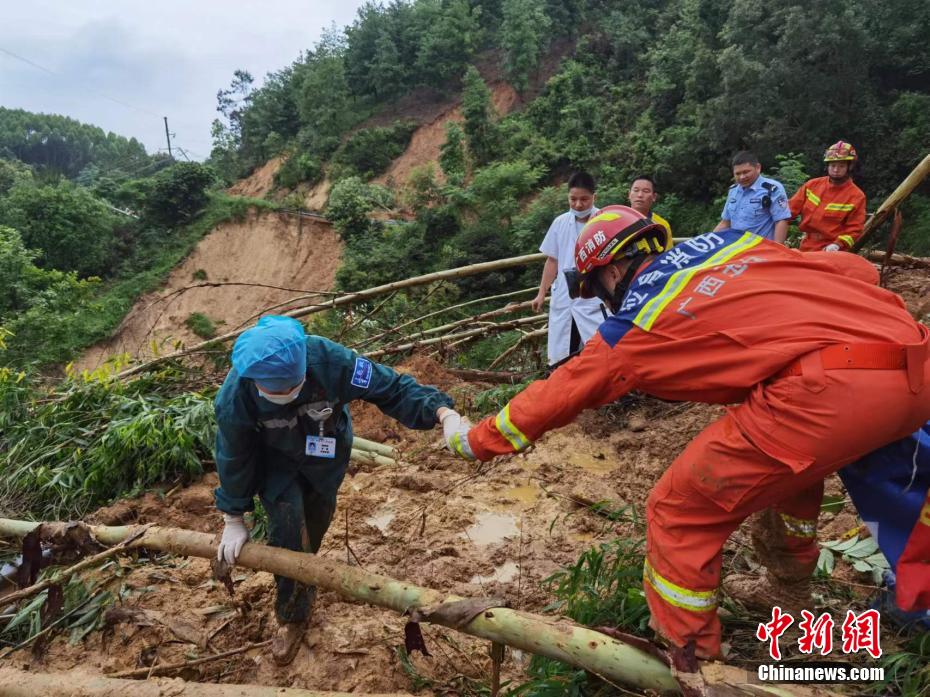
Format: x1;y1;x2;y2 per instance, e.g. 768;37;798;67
462;230;930;658
789;176;867;251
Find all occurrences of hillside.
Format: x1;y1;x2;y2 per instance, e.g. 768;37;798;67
76;210;342;371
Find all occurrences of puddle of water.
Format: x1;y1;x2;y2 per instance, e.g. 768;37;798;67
463;511;519;545
567;452;615;473
470;561;519;584
364;505;396;534
503;485;539;507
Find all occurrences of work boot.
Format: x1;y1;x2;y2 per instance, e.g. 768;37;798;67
271;620;307;666
722;572;815;617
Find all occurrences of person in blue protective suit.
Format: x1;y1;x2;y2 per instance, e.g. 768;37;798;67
213;315;461;665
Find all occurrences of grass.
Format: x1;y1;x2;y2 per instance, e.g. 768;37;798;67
184;312;217;339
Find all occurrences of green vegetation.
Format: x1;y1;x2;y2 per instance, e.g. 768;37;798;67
0;363;214;519
184;312;218;339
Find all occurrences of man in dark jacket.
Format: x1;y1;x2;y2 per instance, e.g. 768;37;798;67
214;315;459;664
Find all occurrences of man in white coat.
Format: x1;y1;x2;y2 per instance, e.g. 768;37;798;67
532;172;606;367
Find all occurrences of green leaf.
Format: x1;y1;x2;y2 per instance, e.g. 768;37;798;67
820;495;846;514
823;536;859;552
852;560;873;573
816;547;835;576
844;538;879;559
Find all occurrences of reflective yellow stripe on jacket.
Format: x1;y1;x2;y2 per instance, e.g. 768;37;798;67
495;403;531;452
634;232;763;331
824;202;856;212
644;559;717;612
837;234;856;248
805;189;821;206
779;513;817;539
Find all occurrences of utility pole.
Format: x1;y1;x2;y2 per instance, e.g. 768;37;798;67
163;116;173;159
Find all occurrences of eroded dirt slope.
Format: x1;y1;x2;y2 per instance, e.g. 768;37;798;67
76;211;342;371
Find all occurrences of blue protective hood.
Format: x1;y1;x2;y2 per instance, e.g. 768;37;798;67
231;315;307;391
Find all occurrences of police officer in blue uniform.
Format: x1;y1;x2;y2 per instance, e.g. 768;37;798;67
714;151;792;243
213;316;462;665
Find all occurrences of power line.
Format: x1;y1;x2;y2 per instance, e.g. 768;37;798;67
0;45;163;119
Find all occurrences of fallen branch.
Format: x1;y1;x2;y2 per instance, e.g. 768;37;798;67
448;368;536;384
351;288;537;351
0;519;678;694
364;315;548;359
0;526;148;608
374;300;539;353
0;668;412;696
488;326;548;370
118;254;549;379
854;153;930;250
108;639;271;679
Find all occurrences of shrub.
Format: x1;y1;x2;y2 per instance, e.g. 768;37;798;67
145;162;217;226
331;120;417;180
185;312;217;339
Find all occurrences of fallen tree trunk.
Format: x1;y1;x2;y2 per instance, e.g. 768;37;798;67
0;518;678;694
854;153;930;251
118;254;550;379
864;249;930;270
0;668;411;697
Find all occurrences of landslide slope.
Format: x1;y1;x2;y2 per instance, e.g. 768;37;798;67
76;210;342;371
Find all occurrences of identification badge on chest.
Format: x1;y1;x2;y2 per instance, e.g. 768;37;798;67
305;406;336;458
306;435;337;458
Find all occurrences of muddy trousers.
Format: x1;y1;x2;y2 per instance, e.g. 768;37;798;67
260;475;337;624
644;363;930;659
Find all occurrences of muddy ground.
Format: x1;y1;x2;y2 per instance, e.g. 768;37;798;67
5;265;927;693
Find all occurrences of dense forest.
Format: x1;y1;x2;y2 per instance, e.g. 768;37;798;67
207;0;930;292
0;108;226;366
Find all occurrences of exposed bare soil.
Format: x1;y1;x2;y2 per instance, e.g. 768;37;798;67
227;157;284;199
75;211;342;372
375;82;520;191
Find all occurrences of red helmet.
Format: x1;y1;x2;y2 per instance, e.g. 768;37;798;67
823;140;857;163
569;205;672;300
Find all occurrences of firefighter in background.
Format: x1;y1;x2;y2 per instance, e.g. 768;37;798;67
789;141;867;252
444;206;930;663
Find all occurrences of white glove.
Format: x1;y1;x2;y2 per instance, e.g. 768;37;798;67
824;243;841;252
217;513;249;564
440;410;475;460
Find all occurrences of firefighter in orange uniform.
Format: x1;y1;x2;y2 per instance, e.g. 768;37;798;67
789;141;867;252
444;206;930;663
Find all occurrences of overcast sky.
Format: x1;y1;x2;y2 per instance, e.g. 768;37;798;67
0;1;366;160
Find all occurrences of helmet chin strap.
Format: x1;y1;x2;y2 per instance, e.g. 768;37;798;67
602;255;650;313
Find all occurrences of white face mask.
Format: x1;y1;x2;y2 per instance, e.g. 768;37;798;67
572;206;595;220
258;379;305;405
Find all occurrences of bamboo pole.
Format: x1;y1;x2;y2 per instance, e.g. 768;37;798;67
350;288;537;351
374;300;539;352
118;254;549;379
0;668;411;697
364;315;548;359
0;519;678;694
854;153;930;251
350;448;397;468
351;437;398;458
